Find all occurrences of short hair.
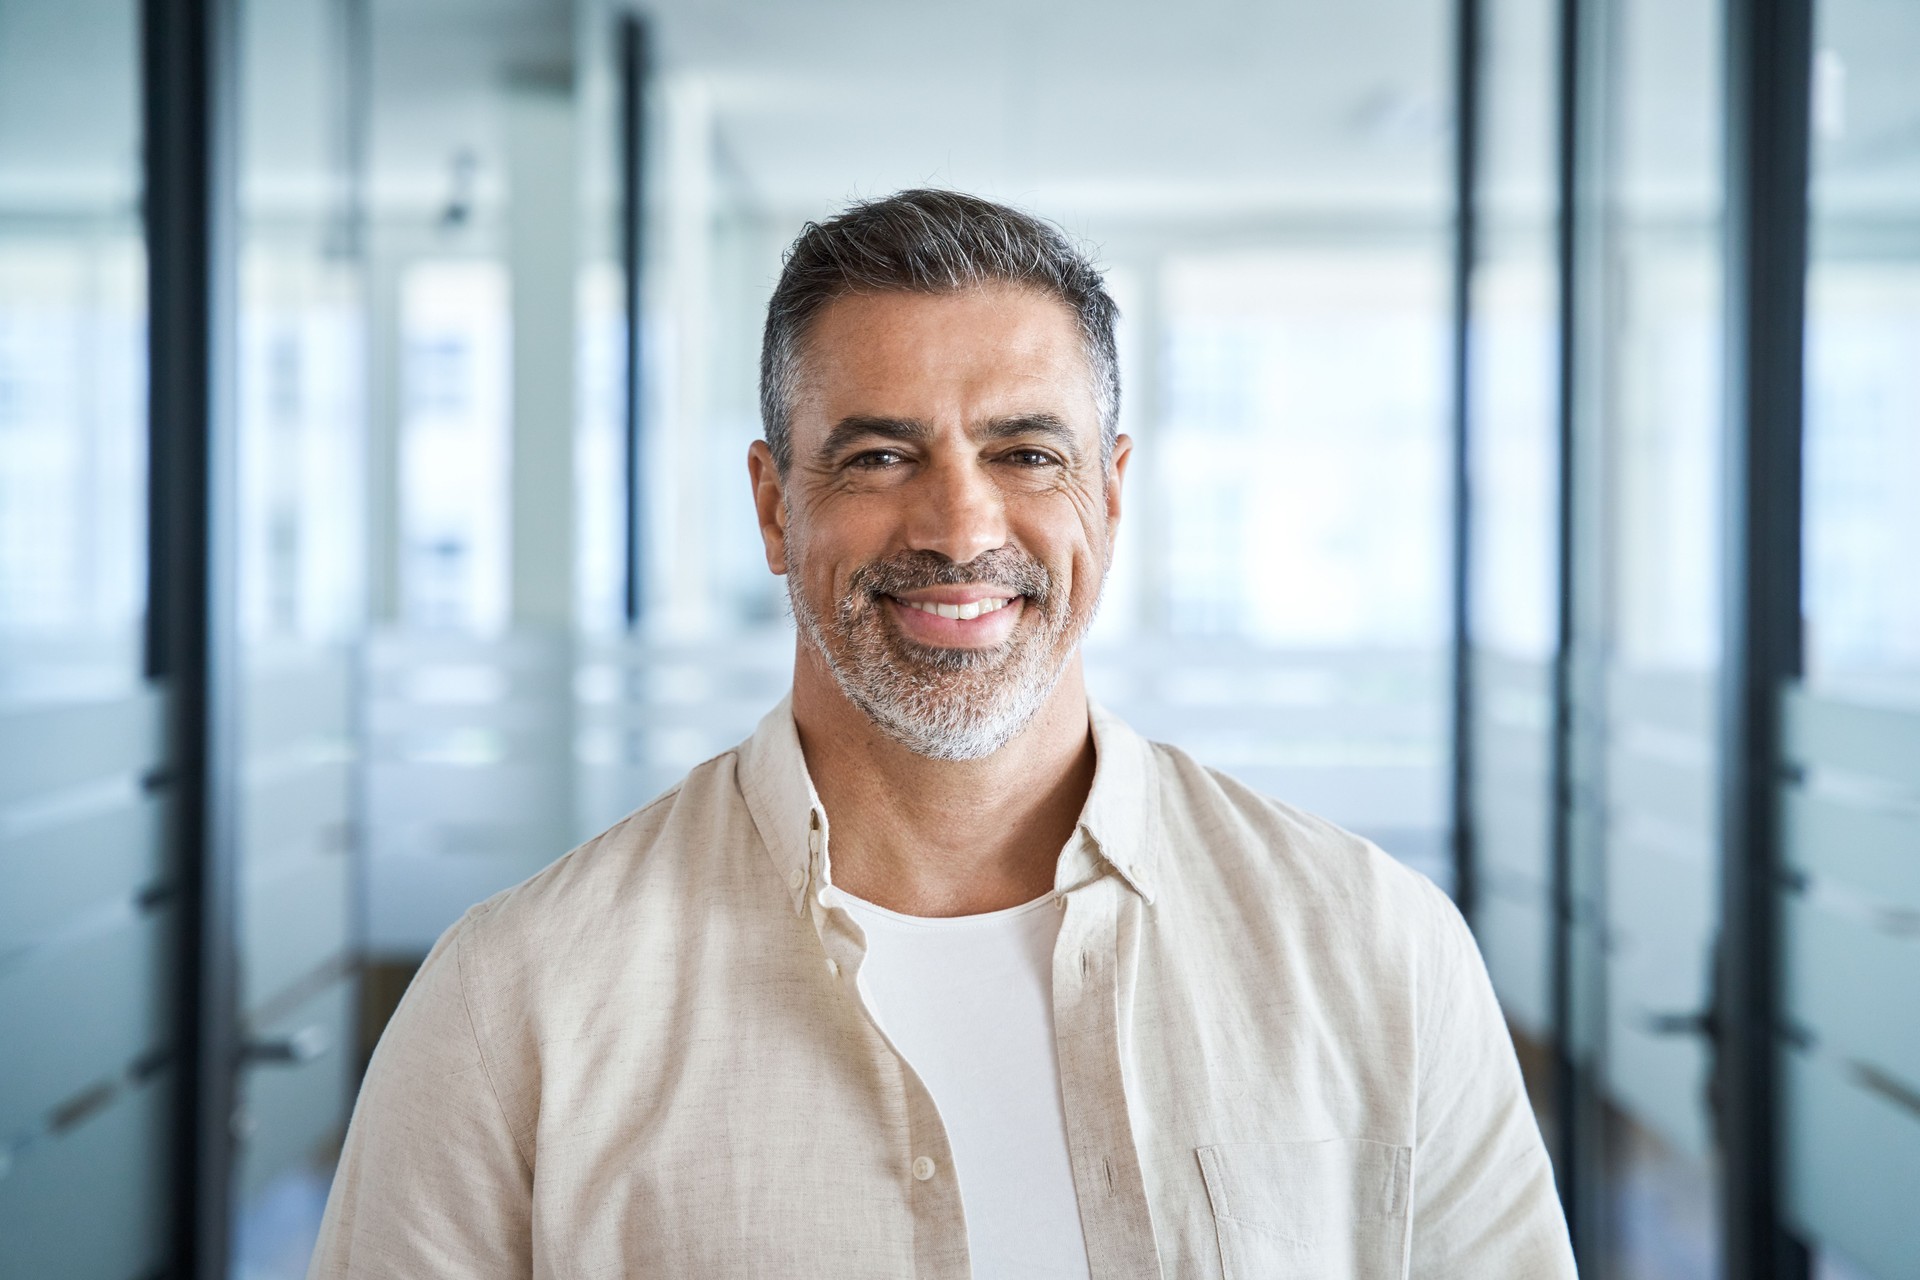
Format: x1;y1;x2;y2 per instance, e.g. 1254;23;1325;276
758;189;1121;472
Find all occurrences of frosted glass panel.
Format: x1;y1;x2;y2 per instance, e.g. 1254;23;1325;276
1796;0;1920;1269
0;908;175;1145
1477;889;1553;1038
1785;895;1920;1090
1782;787;1920;913
0;1;174;1265
0;794;166;952
1784;687;1920;793
239;978;357;1199
0;1072;173;1280
229;0;368;1218
1786;1049;1920;1280
242;855;352;1015
0;688;165;806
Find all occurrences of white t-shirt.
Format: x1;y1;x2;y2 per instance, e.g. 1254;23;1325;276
835;888;1092;1279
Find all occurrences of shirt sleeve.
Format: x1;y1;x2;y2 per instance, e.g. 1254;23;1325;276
307;911;533;1280
1408;881;1578;1277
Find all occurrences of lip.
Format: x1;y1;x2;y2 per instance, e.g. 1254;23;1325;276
884;593;1025;648
887;585;1021;607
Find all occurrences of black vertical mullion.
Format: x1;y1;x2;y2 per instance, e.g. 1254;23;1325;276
619;13;650;628
1547;0;1591;1257
1447;0;1481;927
1719;0;1814;1275
144;0;241;1274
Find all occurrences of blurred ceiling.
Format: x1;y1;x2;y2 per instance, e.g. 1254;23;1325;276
5;0;1913;226
365;0;1452;228
358;0;1920;228
639;0;1452;222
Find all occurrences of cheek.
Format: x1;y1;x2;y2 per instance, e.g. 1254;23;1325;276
788;524;865;610
1018;492;1109;611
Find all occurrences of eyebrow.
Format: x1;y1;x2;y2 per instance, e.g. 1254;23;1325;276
816;412;1083;463
817;416;932;462
980;413;1080;456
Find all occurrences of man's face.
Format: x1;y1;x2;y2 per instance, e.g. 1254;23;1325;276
749;285;1130;760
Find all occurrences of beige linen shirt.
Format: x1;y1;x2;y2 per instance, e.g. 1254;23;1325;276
310;699;1575;1279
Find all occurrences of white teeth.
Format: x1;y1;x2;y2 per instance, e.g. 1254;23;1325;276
901;596;1014;620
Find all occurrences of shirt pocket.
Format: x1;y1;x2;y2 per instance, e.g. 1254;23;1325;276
1195;1139;1412;1280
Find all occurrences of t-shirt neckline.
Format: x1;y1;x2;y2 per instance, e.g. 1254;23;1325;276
830;886;1060;929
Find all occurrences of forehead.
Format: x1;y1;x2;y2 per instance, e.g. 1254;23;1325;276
793;286;1097;430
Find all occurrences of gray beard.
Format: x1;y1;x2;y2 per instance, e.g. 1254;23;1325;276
787;549;1093;762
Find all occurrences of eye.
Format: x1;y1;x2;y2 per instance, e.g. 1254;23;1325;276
848;448;907;470
1003;447;1062;468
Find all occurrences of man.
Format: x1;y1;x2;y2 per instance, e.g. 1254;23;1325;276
311;189;1575;1278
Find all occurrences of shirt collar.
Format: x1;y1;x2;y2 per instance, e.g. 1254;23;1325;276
737;695;830;917
737;694;1161;917
1076;699;1161;903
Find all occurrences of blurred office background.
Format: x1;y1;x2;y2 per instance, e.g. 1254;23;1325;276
0;0;1913;1276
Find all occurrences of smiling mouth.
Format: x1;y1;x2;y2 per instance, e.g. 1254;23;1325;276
890;595;1019;622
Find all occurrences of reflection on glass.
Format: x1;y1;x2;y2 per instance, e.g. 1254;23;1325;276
0;2;148;684
0;242;146;646
398;259;511;633
237;251;366;642
1804;7;1920;696
575;259;627;633
234;0;368;648
1805;272;1920;687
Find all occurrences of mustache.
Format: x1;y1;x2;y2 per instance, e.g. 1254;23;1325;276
846;549;1051;606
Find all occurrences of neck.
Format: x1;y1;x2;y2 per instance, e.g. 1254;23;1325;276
790;642;1096;917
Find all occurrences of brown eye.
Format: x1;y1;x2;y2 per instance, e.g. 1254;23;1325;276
849;449;906;469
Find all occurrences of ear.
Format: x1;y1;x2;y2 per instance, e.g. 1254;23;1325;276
1104;434;1132;534
747;440;790;574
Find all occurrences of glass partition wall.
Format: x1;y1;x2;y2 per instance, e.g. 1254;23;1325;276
228;0;369;1270
1463;14;1729;1271
0;3;176;1275
1571;0;1729;1273
1784;3;1920;1279
0;0;373;1272
1466;0;1918;1275
1465;0;1563;1149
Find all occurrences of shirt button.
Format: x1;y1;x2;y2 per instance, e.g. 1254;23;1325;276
816;887;835;909
787;868;805;892
825;958;839;978
911;1156;936;1181
808;827;822;856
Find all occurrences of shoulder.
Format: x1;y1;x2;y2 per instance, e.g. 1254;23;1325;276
419;746;760;1011
472;748;749;932
387;750;762;1111
1147;736;1451;929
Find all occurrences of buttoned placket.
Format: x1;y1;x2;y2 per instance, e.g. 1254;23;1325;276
1052;834;1163;1278
801;807;973;1279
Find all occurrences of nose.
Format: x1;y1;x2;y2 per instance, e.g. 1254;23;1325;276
902;454;1008;567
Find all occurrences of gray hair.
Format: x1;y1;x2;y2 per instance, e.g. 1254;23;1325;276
759;189;1121;472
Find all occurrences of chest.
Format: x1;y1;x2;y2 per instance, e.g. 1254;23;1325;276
523;894;1420;1280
